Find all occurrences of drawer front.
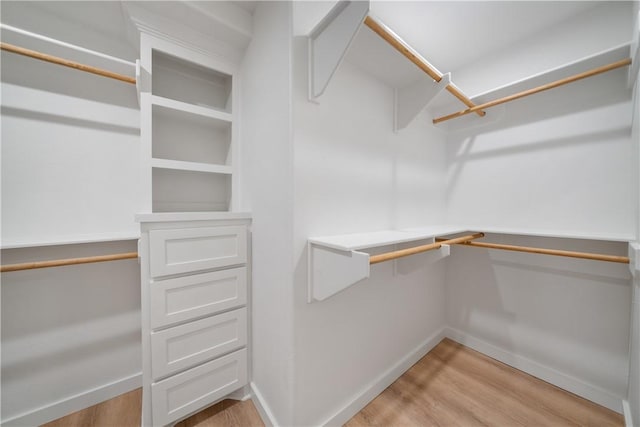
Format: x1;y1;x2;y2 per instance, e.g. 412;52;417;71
152;348;247;426
150;267;247;329
149;226;247;278
151;307;247;379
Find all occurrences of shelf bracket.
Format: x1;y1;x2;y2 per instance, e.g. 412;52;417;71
135;59;142;106
629;242;640;278
308;0;370;102
629;10;639;88
395;72;451;132
308;243;370;302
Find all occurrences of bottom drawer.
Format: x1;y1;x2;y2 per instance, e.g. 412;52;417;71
151;348;247;426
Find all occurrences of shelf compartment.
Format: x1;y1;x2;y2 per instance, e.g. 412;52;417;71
151;158;232;175
152;168;231;213
151;95;232;122
152;50;232;112
152;102;231;167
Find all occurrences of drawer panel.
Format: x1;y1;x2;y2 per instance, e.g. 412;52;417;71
151;307;247;379
149;226;247;277
150;267;247;329
152;348;247;426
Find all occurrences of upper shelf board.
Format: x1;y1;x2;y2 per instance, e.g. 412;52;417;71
450;224;636;243
308;226;467;252
151;94;232;122
307;1;466;130
430;43;632;130
308;225;464;302
308;0;370;101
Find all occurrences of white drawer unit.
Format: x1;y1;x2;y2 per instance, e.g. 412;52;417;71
150;267;247;329
138;213;251;426
151;348;248;427
149;225;247;278
151;307;247;379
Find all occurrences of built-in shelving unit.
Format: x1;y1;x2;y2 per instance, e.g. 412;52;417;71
140;34;236;213
136;30;248;426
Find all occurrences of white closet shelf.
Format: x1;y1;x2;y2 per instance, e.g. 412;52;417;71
308;224;635;303
473;43;631;103
151;158;232;175
308;226;465;302
432;42;632;128
308;226;467;251
449;225;635;243
150;94;232;122
1;231;141;249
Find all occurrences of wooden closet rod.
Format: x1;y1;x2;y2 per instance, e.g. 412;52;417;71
0;42;137;85
370;232;484;265
433;58;632;124
435;238;629;264
1;252;139;273
363;16;486;117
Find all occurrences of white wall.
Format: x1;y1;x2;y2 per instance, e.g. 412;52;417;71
290;28;450;424
446;234;632;412
239;2;296;425
628;40;640;423
1;242;141;425
630;275;640;425
442;7;635;413
1;3;142;425
451;2;634;97
445;70;634;239
1;1;140;246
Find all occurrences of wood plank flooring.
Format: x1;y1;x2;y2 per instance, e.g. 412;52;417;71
346;338;623;427
42;338;623;427
41;390;263;427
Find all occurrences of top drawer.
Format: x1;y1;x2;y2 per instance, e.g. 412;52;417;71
149;226;247;278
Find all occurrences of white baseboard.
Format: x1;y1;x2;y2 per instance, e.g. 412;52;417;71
250;382;279;427
444;327;624;414
1;373;141;427
227;385;252;402
623;400;635;427
320;327;447;427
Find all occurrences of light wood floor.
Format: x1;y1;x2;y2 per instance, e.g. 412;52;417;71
42;338;623;427
346;338;623;426
41;391;263;427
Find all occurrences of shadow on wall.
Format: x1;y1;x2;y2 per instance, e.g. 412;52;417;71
1;241;141;335
445;67;632;137
1;328;141;388
1;106;139;135
446;126;629;197
1;51;138;108
446;243;515;353
446;233;632;389
442;68;633;233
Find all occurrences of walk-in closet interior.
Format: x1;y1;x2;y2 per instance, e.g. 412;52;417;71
1;1;639;426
